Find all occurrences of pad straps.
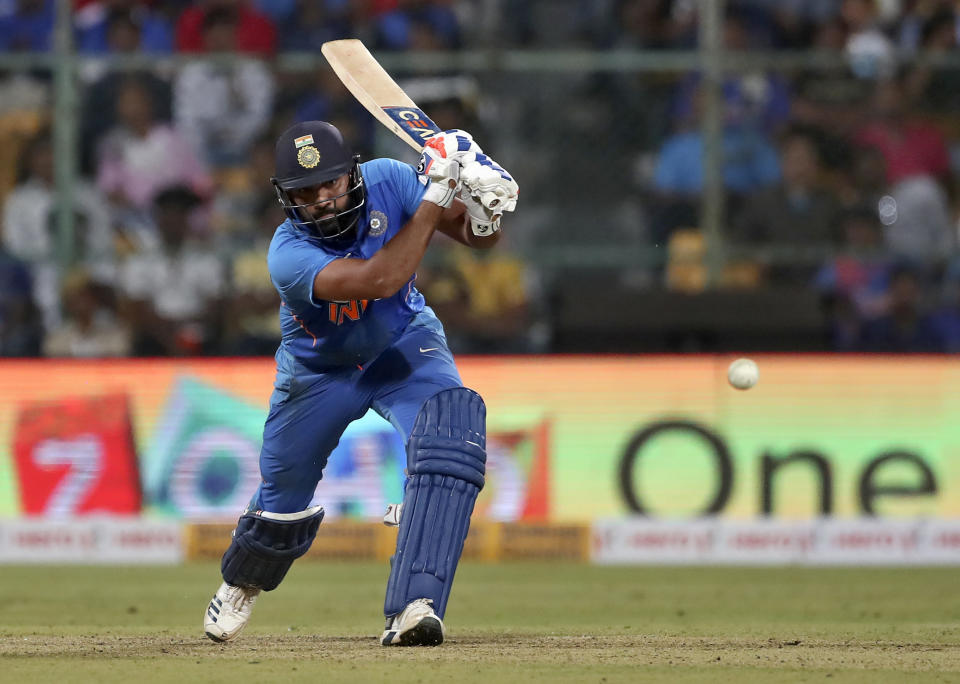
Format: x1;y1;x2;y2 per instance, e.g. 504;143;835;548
221;505;324;591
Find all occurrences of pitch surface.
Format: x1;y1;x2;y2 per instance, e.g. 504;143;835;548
1;563;957;682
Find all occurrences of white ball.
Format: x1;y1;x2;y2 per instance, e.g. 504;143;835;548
727;358;759;390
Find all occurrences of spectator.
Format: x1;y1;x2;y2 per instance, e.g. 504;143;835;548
653;108;781;199
252;0;297;25
97;79;211;211
855;75;952;187
175;0;276;55
173;7;275;167
116;187;226;356
417;239;545;354
930;254;960;353
0;67;48;116
0;68;49;199
276;0;354;52
286;68;376;159
3;135;114;259
896;0;958;50
881;175;954;262
733;127;840;248
590;0;681;50
671;7;792;134
732;128;841;285
0;0;53;52
843;0;898;80
831;144;887;211
814;205;890;350
74;2;173;54
220;197;281;355
494;0;537;47
78;11;174;174
43;268;131;357
791;16;874;135
208;134;278;242
2;130;115;330
852;75;955;262
373;0;461;51
651;86;781;240
755;0;838;49
903;9;960;116
858;265;944;352
0;245;41;356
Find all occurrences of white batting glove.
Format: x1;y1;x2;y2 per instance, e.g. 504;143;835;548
460;186;502;237
460;153;519;213
423;129;484;162
418;144;460;208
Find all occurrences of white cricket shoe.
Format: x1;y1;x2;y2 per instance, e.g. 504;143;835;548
204;582;261;643
380;598;445;646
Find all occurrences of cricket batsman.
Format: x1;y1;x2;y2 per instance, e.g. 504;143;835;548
202;120;518;646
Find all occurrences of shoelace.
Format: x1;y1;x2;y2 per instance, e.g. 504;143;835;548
224;586;260;610
386;598;434;628
402;598;434;619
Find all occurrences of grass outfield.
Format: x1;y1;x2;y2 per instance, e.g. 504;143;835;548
0;562;957;683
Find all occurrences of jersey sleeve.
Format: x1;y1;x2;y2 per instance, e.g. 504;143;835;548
268;237;337;310
381;157;428;216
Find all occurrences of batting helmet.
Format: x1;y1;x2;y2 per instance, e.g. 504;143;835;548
271;121;366;241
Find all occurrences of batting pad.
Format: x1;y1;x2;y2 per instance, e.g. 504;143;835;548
221;505;324;591
384;388;486;618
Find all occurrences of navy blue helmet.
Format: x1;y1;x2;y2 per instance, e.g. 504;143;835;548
271;121;365;240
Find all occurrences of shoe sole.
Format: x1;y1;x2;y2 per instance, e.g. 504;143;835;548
205;631;228;643
392;616;444;646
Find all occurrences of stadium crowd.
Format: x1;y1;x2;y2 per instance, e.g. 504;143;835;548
2;0;960;355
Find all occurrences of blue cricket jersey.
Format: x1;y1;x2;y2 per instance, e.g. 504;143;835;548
267;158;429;369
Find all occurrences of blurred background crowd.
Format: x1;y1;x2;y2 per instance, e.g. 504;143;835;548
3;0;960;357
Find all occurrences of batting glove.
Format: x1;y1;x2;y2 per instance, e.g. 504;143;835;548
418;144;460;208
423;129;484;161
460;153;519;213
460;186;502;237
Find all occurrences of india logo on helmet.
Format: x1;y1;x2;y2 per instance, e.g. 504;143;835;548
297;145;320;169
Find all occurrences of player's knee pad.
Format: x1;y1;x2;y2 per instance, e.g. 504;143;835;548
384;387;486;619
221;505;324;591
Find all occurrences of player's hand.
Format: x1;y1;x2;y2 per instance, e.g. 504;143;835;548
459;185;502;237
418;144;460;208
460;153;519;213
423;129;484;162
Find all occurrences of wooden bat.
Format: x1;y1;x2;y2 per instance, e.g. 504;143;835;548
321;38;443;153
322;39;512;213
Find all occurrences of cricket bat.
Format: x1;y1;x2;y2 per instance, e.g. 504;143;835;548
321;39;443;153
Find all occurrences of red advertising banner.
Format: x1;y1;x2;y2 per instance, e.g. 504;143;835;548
12;394;141;515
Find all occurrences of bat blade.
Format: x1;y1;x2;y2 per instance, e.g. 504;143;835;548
321;39;442;152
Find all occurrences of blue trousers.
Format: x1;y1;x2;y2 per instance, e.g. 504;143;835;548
252;309;462;513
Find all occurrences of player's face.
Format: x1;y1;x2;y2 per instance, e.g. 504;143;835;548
290;174;351;219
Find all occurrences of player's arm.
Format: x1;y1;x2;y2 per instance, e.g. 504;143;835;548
436;199;501;249
312;201;445;301
311;147;460;302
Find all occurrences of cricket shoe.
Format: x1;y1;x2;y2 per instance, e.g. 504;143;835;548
204;582;261;642
380;598;445;646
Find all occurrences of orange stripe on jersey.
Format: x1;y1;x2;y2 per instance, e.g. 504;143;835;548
283;301;319;348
